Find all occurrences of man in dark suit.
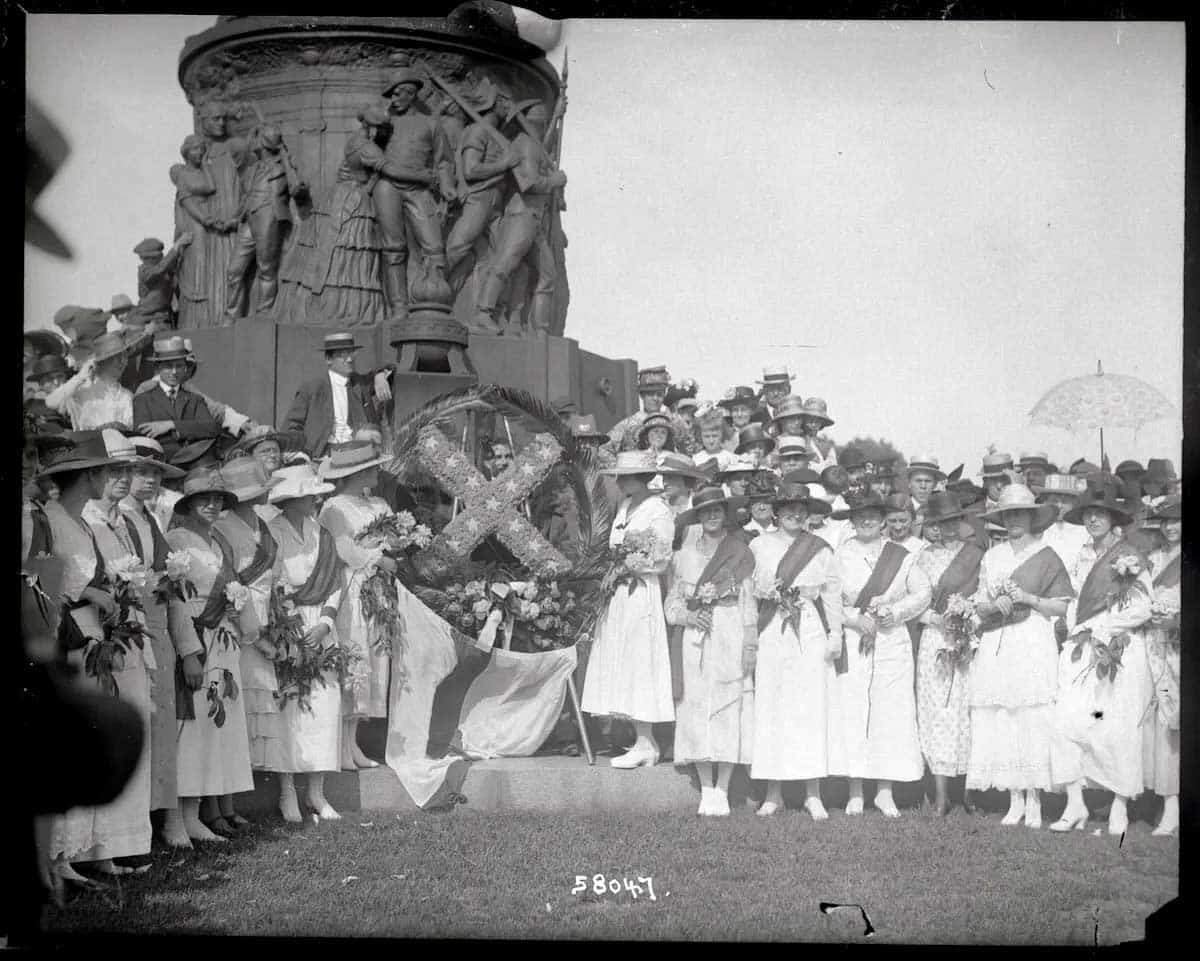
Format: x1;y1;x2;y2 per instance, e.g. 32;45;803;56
132;336;221;462
284;331;381;459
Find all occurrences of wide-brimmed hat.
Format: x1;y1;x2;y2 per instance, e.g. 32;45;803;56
598;449;660;476
745;470;780;502
781;468;822;486
774;435;813;460
677;485;749;526
718;385;758;410
268;463;335;505
321;331;364;354
735;424;775;455
838;447;867;470
224;425;302;463
132;237;164;257
151;335;191;364
173;467;238;515
1114;459;1145;479
773;481;832;516
36;428;141;477
906;454;946;482
980;452;1014;479
881;492;914;516
53;305;109;346
636;413;675;445
567;414;609;443
109;293;134;315
1142;458;1178;495
27;354;70;382
831;491;890;520
796;397;833;428
673;396;699;413
755;365;793;387
922;490;968;525
220;456;281;503
636;366;671;394
1034;474;1086;500
84;327;149;365
980;484;1059;529
168;437;218;469
657;451;707;481
383;68;426;96
317;441;387;481
24;329;69;358
717;456;758;480
128;435;186;479
1149;494;1181;521
1061;485;1135;528
767;395;808;426
1018;451;1050;470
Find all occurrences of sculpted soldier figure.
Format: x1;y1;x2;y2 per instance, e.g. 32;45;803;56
473;99;566;335
372;69;456;313
445;79;514;299
225;124;309;318
130;236;191;332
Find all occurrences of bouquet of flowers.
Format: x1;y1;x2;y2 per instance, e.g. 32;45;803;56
1069;627;1130;683
1150;593;1181;651
438;576;582;651
600;528;665;599
269;583;360;712
754;578;816;641
936;593;980;705
355;513;422;657
1109;553;1147;609
354;510;433;557
153;549;199;605
85;566;154;699
860;598;891;656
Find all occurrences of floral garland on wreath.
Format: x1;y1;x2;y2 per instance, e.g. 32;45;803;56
423;573;583;651
354;511;431;658
85;558;155;699
268;582;360;712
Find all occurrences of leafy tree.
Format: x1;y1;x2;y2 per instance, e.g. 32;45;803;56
842;436;907;473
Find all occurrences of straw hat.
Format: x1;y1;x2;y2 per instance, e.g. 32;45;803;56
676;485;749;526
321;331;365;354
735;424;775;455
768;395;808;428
87;327;149;365
775;435;814;460
1033;474;1086;500
173;467;238;515
980;484;1059;530
1018;451;1050;470
831;491;890;520
220;456;281;503
224;424;303;462
636;366;671;394
906;454;946;482
773;481;832;516
980;452;1014;480
268;463;335;504
35;428;141;478
128;435;186;479
1149;494;1181;521
716;456;758;480
798;397;834;428
656;451;708;481
151;336;191;364
1061;485;1135;529
598;449;660;476
756;365;792;387
317;441;387;480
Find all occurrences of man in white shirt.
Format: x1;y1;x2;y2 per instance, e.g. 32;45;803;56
284;331;382;459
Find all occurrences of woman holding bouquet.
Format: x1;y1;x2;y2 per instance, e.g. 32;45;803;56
749;482;843;819
967;486;1073;829
317;440;396;769
830;492;930;817
267;464;346;822
1143;495;1180;836
912;492;985;815
165;468;255;843
583;450;677;768
1050;486;1153;835
664;486;757;816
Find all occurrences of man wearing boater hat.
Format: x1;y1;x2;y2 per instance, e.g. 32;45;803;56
284;331;383;460
604;366;697;456
756;365;794;421
132;336;225;462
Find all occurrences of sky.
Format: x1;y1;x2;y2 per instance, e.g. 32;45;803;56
25;15;1184;475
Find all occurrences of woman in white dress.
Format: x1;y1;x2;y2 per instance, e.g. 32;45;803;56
749;482;843;819
317;440;396;770
582;450;676;768
967;485;1074;829
45;329;142;430
1142;495;1180;837
267;464;346;822
912;492;985;815
1050;486;1153;835
165;468;255;843
830;492;930;817
664;486;757;816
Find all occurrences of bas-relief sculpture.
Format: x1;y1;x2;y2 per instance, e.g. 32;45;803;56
167;16;570;340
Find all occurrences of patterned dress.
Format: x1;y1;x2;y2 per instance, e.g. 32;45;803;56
914;543;972;776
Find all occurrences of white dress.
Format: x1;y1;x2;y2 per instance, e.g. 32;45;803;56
967;538;1069;791
1142;547;1180;795
319;493;394;719
165;525;255;798
1040;520;1090;570
1051;535;1153;798
269;513;344;773
749;531;843;781
45;376;134;430
49;500;153;862
664;537;756;765
829;537;929;782
581;495;676;723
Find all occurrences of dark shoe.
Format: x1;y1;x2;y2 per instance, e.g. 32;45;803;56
226;814;252;832
203;817;237;839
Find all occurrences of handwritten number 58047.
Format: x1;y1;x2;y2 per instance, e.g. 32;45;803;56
571;875;656;901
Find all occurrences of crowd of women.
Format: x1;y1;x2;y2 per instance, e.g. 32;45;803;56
19;335;1181;895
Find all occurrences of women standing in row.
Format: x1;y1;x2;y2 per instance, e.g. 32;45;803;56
268;464;347;822
664;487;756;816
913;492;984;815
750;482;842;819
1051;486;1152;835
1143;495;1181;837
166;468;255;843
967;486;1073;829
583;450;676;768
830;493;930;817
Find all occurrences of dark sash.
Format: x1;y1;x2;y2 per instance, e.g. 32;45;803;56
237;519;278;585
176;530;237;721
289;525;345;608
931;542;985;614
1153;553;1181;590
58;530;107;655
833;539;907;674
980;544;1075;631
756;531;831;636
128;506;170;572
1075;538;1148;626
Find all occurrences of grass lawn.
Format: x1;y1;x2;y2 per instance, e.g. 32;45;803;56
43;801;1176;944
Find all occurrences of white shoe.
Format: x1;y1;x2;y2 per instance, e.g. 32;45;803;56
1049;806;1089;832
1000;801;1025;826
1108;804;1129;837
874;792;900;819
1024;795;1043;830
1152;819;1178;837
805;797;829;821
697;786;714;816
756;799;782;817
708;789;731;817
610;745;659;769
845;796;864;816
